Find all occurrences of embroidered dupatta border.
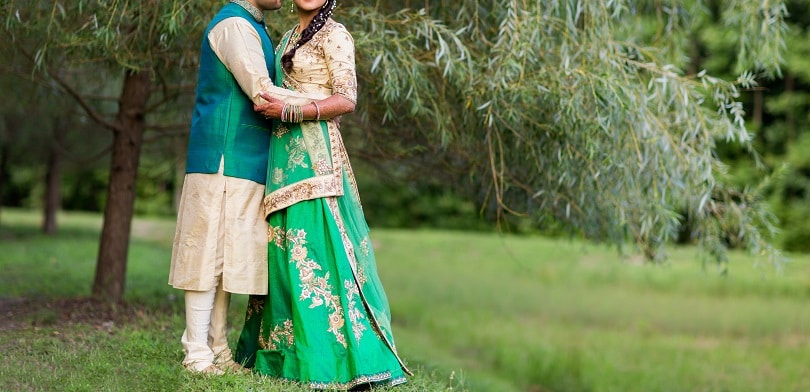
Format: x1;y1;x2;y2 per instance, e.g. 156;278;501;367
263;174;342;216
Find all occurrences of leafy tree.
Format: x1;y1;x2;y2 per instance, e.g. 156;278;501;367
3;0;211;301
751;2;810;252
0;42;68;230
1;0;790;302
691;0;810;252
342;0;787;265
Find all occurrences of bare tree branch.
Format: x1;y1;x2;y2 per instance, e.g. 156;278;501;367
13;43;122;133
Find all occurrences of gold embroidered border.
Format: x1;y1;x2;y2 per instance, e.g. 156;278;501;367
308;371;407;390
263;175;342;216
325;121;347;190
327;121;362;209
229;0;263;22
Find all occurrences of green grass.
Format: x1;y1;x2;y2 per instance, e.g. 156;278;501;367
0;209;459;392
2;208;810;391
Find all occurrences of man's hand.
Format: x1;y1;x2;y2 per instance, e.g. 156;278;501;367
254;94;284;119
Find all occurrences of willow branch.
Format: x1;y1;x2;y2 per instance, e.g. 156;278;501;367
14;43;122;133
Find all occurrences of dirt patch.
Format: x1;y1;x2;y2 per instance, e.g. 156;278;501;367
0;297;32;331
0;297;141;332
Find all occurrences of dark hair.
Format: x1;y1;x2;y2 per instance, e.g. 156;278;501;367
282;0;337;73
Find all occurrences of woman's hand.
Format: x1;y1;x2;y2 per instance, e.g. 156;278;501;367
254;95;284;119
255;91;354;123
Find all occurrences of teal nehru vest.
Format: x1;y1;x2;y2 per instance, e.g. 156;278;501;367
185;3;274;184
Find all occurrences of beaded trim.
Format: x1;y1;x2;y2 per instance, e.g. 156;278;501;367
308;373;407;390
229;0;263;22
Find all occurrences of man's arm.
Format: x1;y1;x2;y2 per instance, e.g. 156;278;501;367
207;18;324;105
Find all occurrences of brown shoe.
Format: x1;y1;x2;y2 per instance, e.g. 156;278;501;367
200;364;225;376
215;358;249;374
184;363;225;376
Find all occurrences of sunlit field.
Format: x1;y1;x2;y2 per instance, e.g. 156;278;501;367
2;208;809;391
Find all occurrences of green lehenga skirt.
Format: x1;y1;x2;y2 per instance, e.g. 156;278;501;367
236;170;409;389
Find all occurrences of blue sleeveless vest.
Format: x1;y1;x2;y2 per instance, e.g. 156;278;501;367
185;3;274;184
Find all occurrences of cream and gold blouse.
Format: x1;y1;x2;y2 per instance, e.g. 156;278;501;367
262;19;362;216
279;19;358;103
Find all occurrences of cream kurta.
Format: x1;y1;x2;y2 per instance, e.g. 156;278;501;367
169;16;319;295
169;164;267;294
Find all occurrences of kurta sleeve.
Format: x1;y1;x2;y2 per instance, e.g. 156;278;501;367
208;18;319;105
322;24;358;103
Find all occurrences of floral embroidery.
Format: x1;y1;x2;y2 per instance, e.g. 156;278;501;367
271;167;286;186
329;66;357;104
246;296;265;319
313;158;333;176
322;23;358;103
265;319;295;350
359;238;371;258
269;225;286;248
283;228;347;347
356;237;370;285
274;123;290;138
344;280;367;341
291;243;308;261
303;128;327;150
356;265;368;286
287;136;309;170
301;123;330;171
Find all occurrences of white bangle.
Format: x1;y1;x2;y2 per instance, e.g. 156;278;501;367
312;101;321;121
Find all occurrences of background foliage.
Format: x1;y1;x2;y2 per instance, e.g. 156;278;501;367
2;0;807;266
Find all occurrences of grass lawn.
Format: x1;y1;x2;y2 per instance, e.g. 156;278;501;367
2;208;810;391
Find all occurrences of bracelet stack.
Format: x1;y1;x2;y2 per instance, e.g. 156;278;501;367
281;103;304;123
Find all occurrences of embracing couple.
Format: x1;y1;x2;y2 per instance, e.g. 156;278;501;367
167;0;411;389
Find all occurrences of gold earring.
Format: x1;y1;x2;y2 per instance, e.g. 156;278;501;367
289;2;295;13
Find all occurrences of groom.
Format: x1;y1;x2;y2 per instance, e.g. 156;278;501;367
168;0;318;375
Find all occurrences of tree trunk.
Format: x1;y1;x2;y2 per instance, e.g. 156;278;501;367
0;142;7;217
92;70;151;302
0;115;20;222
0;142;8;222
42;119;65;234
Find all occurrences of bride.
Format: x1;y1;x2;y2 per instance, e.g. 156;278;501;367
235;0;412;389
